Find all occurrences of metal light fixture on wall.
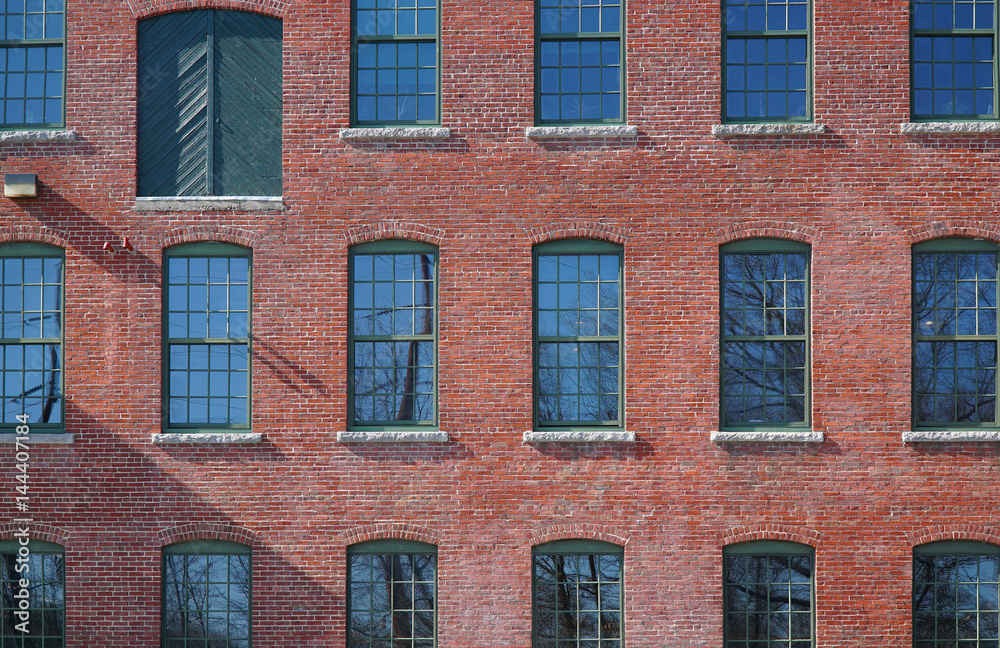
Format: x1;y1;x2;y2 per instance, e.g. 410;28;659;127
4;173;37;198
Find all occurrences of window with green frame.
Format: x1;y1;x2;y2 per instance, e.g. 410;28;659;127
723;0;810;122
724;540;814;648
532;540;623;648
162;540;251;648
534;240;622;428
137;9;282;197
348;540;437;648
720;239;809;430
913;238;999;428
0;0;64;128
164;244;251;431
0;540;64;647
911;0;998;120
349;241;437;429
0;243;62;431
914;541;1000;647
536;0;623;123
352;0;439;125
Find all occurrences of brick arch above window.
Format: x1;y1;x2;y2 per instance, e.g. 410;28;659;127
157;523;258;549
129;0;288;20
715;220;818;246
345;222;446;247
0;523;69;547
0;225;68;248
529;523;631;548
908;525;1000;548
526;222;629;246
720;524;822;549
906;220;1000;246
160;226;259;250
341;522;442;547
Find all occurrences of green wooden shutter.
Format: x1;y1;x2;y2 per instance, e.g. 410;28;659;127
137;10;282;198
137;10;210;197
214;11;282;196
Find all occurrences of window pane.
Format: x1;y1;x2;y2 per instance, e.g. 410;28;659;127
0;549;64;645
534;548;622;648
725;546;813;648
0;0;62;126
915;547;1000;644
163;548;251;647
350;549;437;647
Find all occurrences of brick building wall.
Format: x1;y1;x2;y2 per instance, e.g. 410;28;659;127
0;0;997;645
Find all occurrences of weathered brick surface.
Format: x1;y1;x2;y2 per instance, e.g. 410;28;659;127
0;0;998;645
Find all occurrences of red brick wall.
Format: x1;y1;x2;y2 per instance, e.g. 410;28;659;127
0;0;998;645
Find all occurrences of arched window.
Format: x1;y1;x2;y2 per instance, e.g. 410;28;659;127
913;541;1000;645
0;243;63;431
532;539;623;648
349;241;438;428
720;238;810;429
913;238;999;428
162;540;252;647
533;240;623;429
348;540;437;648
0;539;65;647
723;540;814;647
164;243;251;431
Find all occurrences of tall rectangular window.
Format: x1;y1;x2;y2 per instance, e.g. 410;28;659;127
912;0;997;119
0;540;64;647
162;541;251;648
350;241;437;428
724;541;814;648
348;540;437;648
534;240;622;429
165;244;251;431
138;10;282;197
352;0;440;126
913;239;999;427
723;0;810;122
0;0;64;128
721;239;809;429
532;540;623;648
537;0;623;123
0;244;62;430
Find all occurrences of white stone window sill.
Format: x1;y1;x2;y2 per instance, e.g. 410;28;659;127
712;123;826;136
523;429;636;443
903;430;1000;442
152;432;262;444
337;430;449;443
0;129;76;143
0;433;73;444
340;127;451;140
135;196;282;211
711;430;824;443
525;125;638;139
900;121;1000;134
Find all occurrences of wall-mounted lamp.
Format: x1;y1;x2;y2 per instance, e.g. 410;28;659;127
4;173;37;199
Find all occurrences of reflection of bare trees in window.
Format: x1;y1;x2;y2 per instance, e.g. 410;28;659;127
349;552;436;648
724;553;812;646
533;553;622;648
163;552;251;648
1;551;65;643
913;552;1000;642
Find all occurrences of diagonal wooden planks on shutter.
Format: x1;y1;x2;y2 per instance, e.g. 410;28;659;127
137;10;210;197
214;11;282;197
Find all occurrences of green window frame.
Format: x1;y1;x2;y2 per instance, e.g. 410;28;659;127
532;539;623;648
349;241;437;429
913;238;1000;428
724;540;814;648
0;0;64;128
164;243;251;432
722;0;811;123
533;240;623;429
913;541;1000;647
911;0;998;120
720;238;809;430
351;0;440;126
162;540;252;648
348;540;437;648
536;0;623;124
137;9;282;197
0;540;64;647
0;243;63;431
